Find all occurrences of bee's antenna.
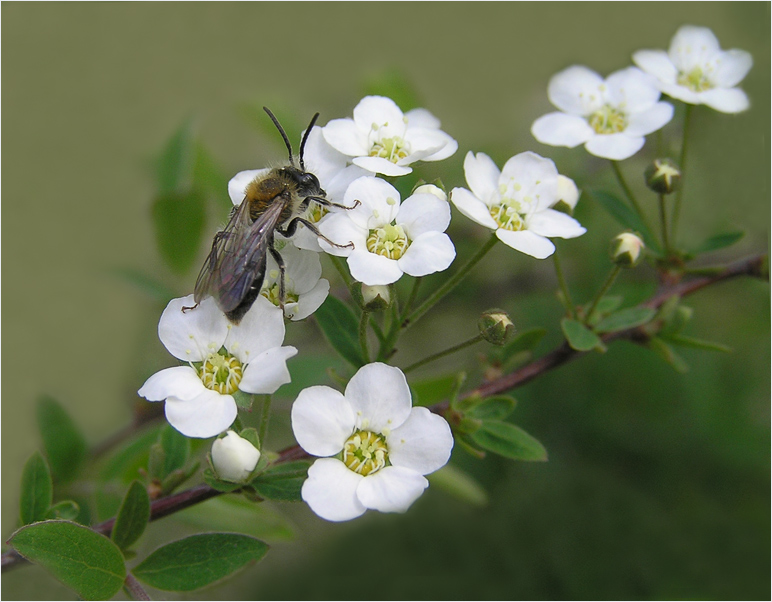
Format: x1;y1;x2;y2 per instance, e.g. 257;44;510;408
263;107;295;166
299;112;320;171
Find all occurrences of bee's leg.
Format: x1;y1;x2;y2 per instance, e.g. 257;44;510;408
181;303;199;313
268;247;287;309
280;217;355;250
305;196;361;211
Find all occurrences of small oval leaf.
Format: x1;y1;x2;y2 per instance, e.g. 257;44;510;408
9;520;126;600
37;396;88;483
314;296;366;367
471;420;547;461
20;452;53;524
250;461;311;502
132;533;268;591
111;481;151;551
467;396;517;421
561;318;603;351
594;306;657;333
46;500;80;521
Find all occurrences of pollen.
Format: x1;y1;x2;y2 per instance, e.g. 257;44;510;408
342;430;389;476
588;105;628;134
490;200;526;231
366;223;409;260
199;352;243;395
369;136;410;164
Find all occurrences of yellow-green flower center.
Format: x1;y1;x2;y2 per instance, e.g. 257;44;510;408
369;136;409;163
303;200;329;224
262;278;299;308
366;223;409;259
490;199;526;231
199;352;243;395
677;67;712;92
588;105;628;134
342;430;389;476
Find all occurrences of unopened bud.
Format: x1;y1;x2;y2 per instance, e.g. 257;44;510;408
610;232;645;268
412;183;447;202
644;158;681;195
478;309;515;346
211;431;260;483
360;284;391;311
552;175;580;215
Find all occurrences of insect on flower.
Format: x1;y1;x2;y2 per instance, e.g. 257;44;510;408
187;108;357;324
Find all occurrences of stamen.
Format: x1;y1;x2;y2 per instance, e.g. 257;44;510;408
342;430;389;476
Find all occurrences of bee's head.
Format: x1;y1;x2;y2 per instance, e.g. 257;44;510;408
283;166;325;198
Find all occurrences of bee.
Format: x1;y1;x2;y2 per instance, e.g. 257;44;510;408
188;108;355;324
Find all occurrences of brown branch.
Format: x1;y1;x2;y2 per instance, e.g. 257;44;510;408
3;254;765;574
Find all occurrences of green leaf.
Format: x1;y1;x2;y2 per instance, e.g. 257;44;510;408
594;306;657;333
160;424;190;477
250;461;311;502
203;468;244;492
152;190;206;274
193;143;231;211
589;295;624;318
9;520;126;600
411;373;458;407
363;68;422;112
664;334;732;353
589;190;662;254
471;420;548;461
233;389;255;410
132;533;269;591
498;328;547;363
561;318;603;351
156;119;196;195
36;396;88;483
177;495;295;542
238;427;261;450
693;231;744;254
648;336;689;373
20;452;53;524
467;396;517;420
46;501;80;521
99;423;163;483
111;481;150;551
427;464;488;507
314;296;366;367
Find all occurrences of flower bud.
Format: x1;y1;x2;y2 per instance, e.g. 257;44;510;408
211;430;260;482
412;183;447;202
610;232;645;268
644;158;681;195
552;175;580;215
360;284;391;311
478;309;515;346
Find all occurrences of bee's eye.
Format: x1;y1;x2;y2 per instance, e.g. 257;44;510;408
299;172;320;188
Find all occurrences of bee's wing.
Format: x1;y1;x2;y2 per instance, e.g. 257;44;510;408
194;199;285;314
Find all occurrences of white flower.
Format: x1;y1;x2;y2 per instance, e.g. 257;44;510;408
450;151;586;259
319;176;456;286
531;66;674;160
261;242;330;321
633;25;752;114
291;362;454;522
138;295;297;438
211;431;261;482
322;96;457;176
555;175;580;212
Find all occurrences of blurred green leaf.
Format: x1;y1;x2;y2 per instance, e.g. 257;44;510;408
132;533;268;591
648;336;689;373
362;68;422;112
595;307;657;333
46;501;80;521
471;420;548;461
160;424;190;477
106;267;176;302
233;390;254;410
99;423;163;483
589;190;662;254
37;396;88;484
314;296;366;367
9;520;126;600
587;295;624;320
497;328;547;363
193;143;231;211
467;396;517;420
412;373;458;407
664;334;732;353
156;119;196;195
692;231;744;254
111;481;150;551
20;452;53;524
203;468;243;493
561;318;603;351
151;190;206;274
427;464;488;507
177;495;295;542
250;461;311;502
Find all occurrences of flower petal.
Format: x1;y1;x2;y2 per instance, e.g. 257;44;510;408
352;96;406;139
158;295;229;362
711;49;753;88
322;118;368;157
584;133;645;161
397;194;451;239
531;112;594;148
318;213;366;257
496;229;555;259
356;466;428;513
500;152;559;210
547;65;605;115
405;107;440;129
398;232;456;277
669;25;720;73
624;102;674;136
343;176;401;230
138;366;204;402
345;363;412;433
699;87;750;114
352;156;412;176
301;126;349;185
528;209;586;239
347;250;403;286
302;458;366;522
463;151;500;204
226;296;286;364
239;345;297;394
604;67;661;113
387;407;453;475
632;49;678;84
289;278;329;321
164;389;237;438
291;385;355;457
450;187;498;229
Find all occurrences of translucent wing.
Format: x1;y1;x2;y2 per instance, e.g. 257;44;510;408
194;198;286;314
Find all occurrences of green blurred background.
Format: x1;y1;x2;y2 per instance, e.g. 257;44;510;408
3;3;769;599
